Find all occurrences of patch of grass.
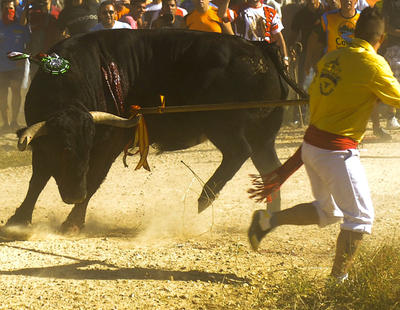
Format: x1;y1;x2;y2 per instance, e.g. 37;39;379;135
257;240;400;310
0;150;31;169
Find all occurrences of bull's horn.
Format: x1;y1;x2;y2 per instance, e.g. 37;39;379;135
18;121;47;151
89;111;140;128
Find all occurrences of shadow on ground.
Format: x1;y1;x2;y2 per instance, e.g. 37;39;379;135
0;244;248;284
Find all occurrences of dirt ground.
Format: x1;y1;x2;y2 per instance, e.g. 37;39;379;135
0;123;399;309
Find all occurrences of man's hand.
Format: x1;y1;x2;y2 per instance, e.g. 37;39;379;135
283;56;290;70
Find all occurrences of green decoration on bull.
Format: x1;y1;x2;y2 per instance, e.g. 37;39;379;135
40;53;70;75
8;52;30;61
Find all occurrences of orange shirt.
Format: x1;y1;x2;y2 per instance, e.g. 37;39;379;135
116;6;130;21
185;6;223;33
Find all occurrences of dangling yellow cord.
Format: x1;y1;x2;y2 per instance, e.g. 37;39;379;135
123;105;150;171
123;95;165;171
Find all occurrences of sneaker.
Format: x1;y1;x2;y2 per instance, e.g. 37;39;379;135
248;210;274;251
386;117;400;130
373;127;392;140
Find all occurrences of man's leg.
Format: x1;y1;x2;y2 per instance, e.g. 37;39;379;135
324;147;372;279
248;142;337;250
248;202;319;251
331;229;363;278
272;202;319;225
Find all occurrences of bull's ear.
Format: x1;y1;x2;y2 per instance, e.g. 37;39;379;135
17;121;47;151
89;111;140;128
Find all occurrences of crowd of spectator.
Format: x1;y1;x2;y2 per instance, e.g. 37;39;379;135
0;0;399;134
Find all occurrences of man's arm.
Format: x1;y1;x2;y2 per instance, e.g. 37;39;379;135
19;0;30;26
271;31;289;68
216;0;234;35
371;59;400;108
220;21;234;35
303;30;324;74
217;0;230;19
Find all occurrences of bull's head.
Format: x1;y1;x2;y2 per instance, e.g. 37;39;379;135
17;108;140;204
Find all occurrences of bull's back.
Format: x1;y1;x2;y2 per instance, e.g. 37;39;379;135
26;29;282;126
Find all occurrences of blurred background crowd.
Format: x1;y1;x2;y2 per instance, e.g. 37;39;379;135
0;0;399;137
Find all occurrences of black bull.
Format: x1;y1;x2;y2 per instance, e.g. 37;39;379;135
6;29;297;232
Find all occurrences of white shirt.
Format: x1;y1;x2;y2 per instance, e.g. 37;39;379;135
236;4;283;42
90;20;132;31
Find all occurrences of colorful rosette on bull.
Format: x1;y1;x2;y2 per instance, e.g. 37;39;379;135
40;53;70;75
7;51;71;75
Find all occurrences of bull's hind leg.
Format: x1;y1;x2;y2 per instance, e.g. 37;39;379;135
198;127;251;213
246;107;284;213
249;140;281;213
6;152;51;226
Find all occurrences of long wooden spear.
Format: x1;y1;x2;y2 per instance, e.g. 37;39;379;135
137;99;308;114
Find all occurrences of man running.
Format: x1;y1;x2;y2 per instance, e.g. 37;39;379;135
248;7;400;281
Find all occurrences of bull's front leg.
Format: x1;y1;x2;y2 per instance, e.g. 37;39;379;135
59;131;127;234
6;174;50;226
60;200;89;234
6;154;50;226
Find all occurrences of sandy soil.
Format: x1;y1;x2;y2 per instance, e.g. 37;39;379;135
0;125;399;309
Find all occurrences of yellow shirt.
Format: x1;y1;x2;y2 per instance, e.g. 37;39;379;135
321;10;360;53
308;38;400;142
185;7;223;33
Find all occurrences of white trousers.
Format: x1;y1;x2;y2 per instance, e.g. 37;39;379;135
301;142;374;234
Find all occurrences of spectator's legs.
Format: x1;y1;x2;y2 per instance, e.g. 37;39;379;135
372;103;391;140
0;79;9;131
384;45;400;130
9;78;22;128
386;106;400;130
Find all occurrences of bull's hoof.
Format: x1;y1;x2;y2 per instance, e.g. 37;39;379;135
198;196;214;213
0;224;32;241
59;221;82;236
5;215;31;227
